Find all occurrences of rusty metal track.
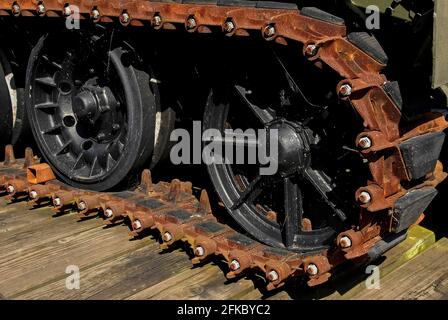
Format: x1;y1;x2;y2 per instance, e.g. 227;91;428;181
0;145;311;290
1;0;448;288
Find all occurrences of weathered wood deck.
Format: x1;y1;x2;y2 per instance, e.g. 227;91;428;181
0;198;446;300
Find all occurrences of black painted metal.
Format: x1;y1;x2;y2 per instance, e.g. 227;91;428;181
25;31;157;191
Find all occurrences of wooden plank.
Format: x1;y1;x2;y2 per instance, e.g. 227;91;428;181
266;225;436;300
0;223;150;298
0;210;104;262
0;202;59;235
433;0;448;88
237;289;264;300
127;262;256;300
16;244;194;300
352;238;448;300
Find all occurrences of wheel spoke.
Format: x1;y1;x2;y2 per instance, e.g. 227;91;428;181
35;76;57;88
230;175;270;210
55;140;72;156
303;168;347;221
89;156;102;177
35;102;59;110
41;123;62;134
273;50;326;110
41;54;64;70
283;177;303;248
234;85;275;124
71;151;86;172
106;153;116;171
118;140;124;153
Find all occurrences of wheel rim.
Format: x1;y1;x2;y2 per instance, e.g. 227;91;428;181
203;55;364;253
26;31;157;190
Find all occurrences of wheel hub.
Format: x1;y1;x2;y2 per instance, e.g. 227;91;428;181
268;120;312;177
72;86;118;123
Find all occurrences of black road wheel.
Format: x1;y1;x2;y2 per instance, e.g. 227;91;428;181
0;48;27;148
203;45;367;253
0;51;13;147
26;31;158;190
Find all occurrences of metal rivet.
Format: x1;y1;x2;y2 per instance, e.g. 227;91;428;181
194;246;205;257
229;259;240;271
53;197;62;207
305;44;318;57
267;270;279;282
6;185;14;194
91;8;100;21
120;12;130;24
162;232;173;242
306;263;318;276
186;17;197;30
358;191;372;204
339;236;352;248
263;24;276;38
133;219;142;230
63;5;72;17
37;3;46;15
78;201;87;211
152;14;162;27
224;20;235;33
339;84;353;97
104;208;114;218
11;3;21;16
358;136;372;149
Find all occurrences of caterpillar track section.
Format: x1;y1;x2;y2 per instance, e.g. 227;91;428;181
1;0;448;290
0;145;327;289
0;143;444;289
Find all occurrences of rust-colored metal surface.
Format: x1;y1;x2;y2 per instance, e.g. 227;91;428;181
27;163;56;184
0;0;447;288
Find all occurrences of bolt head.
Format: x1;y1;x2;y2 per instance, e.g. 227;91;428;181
339;236;352;248
306;263;319;276
12;3;20;15
37;4;45;15
29;190;38;199
267;270;279;282
186;17;197;30
305;44;318;57
358;191;372;204
112;123;121;132
63;5;72;17
96;132;106;141
162;232;173;242
358;136;372;149
104;208;114;218
91;9;100;21
121;12;130;24
132;219;142;230
153;15;162;26
229;259;240;271
224;21;235;33
53;197;62;207
194;246;205;257
78;201;87;211
6;185;14;194
263;25;276;38
339;84;353;97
